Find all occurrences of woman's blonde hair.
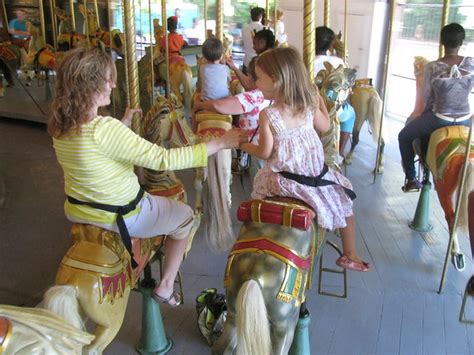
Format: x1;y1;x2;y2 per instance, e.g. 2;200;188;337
48;47;116;138
255;46;318;116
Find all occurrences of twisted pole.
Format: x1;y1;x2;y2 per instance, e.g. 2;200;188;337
38;0;46;43
161;0;170;97
123;0;141;132
324;0;330;27
216;0;223;41
303;0;316;82
373;0;396;182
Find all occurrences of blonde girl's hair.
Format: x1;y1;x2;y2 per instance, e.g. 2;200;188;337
48;47;116;138
255;46;318;116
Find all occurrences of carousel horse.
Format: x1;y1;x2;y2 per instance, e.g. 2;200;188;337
345;79;384;173
213;198;325;354
409;56;474;270
0;304;94;354
146;95;234;250
41;102;200;354
315;62;357;171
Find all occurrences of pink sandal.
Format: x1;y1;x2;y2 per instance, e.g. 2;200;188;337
336;255;371;272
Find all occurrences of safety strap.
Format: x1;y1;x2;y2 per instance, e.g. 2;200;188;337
279;164;356;200
66;188;145;268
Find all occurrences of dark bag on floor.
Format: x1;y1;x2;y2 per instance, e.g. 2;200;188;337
195;288;227;346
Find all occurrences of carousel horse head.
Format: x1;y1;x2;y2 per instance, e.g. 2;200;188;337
0;305;94;354
79;4;100;35
213;198;325;354
55;7;73;34
315;62;356;115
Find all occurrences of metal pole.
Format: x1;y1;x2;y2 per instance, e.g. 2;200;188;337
204;0;208;38
303;0;316;82
69;0;76;32
438;117;473;293
124;0;141;132
2;0;8;25
84;0;90;48
324;0;330;27
274;0;277;33
93;0;100;30
265;0;270;25
49;0;58;51
373;0;396;183
216;0;223;41
38;0;46;42
161;0;170;98
343;0;348;61
439;0;450;58
148;0;155;104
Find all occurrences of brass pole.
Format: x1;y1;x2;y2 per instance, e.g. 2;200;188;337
204;0;208;38
148;0;155;104
69;0;76;32
343;0;348;60
303;0;316;82
216;0;223;41
162;0;170;97
84;0;90;48
274;0;277;32
438;117;473;293
93;0;100;29
38;0;46;42
120;0;130;106
324;0;330;27
265;0;270;24
439;0;450;58
49;0;58;51
373;0;396;182
107;0;116;117
124;0;141;132
2;0;8;25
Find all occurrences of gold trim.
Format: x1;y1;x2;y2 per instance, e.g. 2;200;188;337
282;206;293;227
223;254;235;288
62;255;126;274
251;202;262;223
195;113;232;124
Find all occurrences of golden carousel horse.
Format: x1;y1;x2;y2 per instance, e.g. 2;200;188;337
346;78;384;173
409;56;474;270
213;198;325;354
0;305;94;354
38;102;199;354
144;95;234;250
315;62;357;171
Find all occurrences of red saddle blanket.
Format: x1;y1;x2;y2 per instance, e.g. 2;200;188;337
237;198;315;231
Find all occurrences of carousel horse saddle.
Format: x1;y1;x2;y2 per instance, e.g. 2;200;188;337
196;113;232;138
237;197;316;231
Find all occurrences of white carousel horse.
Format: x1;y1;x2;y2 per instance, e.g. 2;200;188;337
0;305;94;354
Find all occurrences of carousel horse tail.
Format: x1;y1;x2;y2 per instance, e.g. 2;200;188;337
236;280;272;355
456;162;473;234
205;150;235;251
366;91;383;144
43;285;84;330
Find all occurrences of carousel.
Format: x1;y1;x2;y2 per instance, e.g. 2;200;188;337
0;0;473;354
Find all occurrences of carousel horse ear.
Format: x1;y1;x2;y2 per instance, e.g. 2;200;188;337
323;61;333;72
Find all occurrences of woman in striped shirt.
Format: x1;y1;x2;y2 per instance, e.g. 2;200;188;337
48;47;245;306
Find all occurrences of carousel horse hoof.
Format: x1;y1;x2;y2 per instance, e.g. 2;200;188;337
336;255;371;272
452;253;466;272
152;290;182;307
402;178;422;193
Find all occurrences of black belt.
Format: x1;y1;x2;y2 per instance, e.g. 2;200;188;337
67;188;145;268
279;164;356;200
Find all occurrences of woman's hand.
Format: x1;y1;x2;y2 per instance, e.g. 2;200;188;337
122;107;142;128
206;129;247;155
226;56;238;72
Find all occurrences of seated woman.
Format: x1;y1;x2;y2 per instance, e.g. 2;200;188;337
160;16;187;65
398;23;473;192
49;47;245;306
315;26;355;157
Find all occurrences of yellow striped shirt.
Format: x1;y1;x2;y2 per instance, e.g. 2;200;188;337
53;115;207;224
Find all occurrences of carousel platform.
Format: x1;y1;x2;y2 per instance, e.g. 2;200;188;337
0;114;473;354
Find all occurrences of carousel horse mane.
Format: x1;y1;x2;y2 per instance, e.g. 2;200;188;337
0;304;94;354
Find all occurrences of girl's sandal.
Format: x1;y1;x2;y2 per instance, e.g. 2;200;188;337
336;255;372;272
151;290;182;307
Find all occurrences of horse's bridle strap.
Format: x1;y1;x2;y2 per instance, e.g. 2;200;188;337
230;237;312;271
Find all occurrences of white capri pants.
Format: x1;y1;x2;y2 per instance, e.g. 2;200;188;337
67;193;193;240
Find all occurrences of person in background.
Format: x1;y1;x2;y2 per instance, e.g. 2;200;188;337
274;10;287;46
8;8;30;47
49;47;245;307
241;7;265;75
160;16;187;65
241;47;371;272
398;23;472;192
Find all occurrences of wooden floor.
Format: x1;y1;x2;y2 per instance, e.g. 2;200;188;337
0;115;473;355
